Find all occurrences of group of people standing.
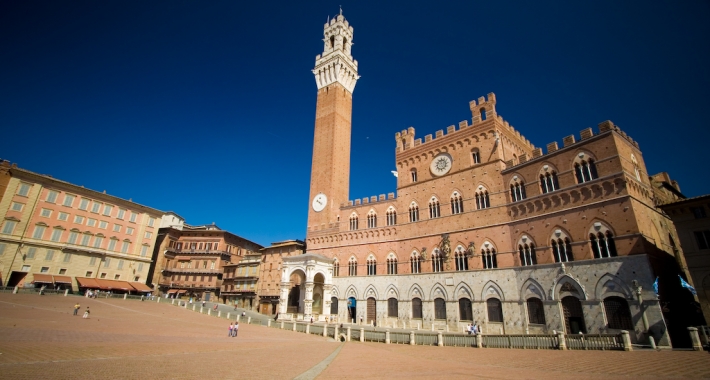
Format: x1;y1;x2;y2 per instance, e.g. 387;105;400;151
467;322;480;335
228;322;239;337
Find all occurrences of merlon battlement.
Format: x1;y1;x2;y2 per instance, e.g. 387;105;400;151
342;193;397;209
395;93;535;153
503;120;639;169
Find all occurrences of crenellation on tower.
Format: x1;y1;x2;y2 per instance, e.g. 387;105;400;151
395;127;416;151
313;13;359;93
470;92;497;124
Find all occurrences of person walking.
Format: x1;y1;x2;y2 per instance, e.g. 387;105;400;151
73;302;81;316
82;307;90;319
233;322;239;337
228;323;233;337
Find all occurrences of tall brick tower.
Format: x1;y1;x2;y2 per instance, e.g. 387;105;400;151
307;13;359;235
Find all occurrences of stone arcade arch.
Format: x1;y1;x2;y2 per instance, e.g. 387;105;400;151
279;253;334;322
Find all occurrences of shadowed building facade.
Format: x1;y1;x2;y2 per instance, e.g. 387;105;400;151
277;13;696;347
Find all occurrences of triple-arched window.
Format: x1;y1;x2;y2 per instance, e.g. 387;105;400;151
574;152;598;183
475;186;490;209
510;177;526;202
518;237;537;266
591;230;617;258
540;166;559;194
454;245;468;271
366;255;377;276
429;197;441;218
410;251;421;274
386;253;398;275
367;210;377;229
348;256;357;276
349;214;358;231
481;243;497;269
551;230;574;263
451;192;464;215
409;202;419;222
432;248;444;272
386;207;397;226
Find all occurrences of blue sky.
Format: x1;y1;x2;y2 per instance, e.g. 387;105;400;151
1;1;708;246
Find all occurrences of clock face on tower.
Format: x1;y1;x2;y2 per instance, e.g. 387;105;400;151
430;153;453;176
312;193;328;212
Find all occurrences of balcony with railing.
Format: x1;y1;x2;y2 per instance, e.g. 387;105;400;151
162;267;222;275
165;246;232;258
158;280;221;290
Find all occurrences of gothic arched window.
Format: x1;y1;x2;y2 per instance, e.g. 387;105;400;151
475;188;490;209
349;214;358;231
574;153;598;183
410;251;421;274
366;255;377;276
454;245;468;271
386;207;397;226
510;178;527;202
409;202;419;222
539;167;559;194
429;197;440;219
431;249;443;272
367;211;377;229
451;192;464;215
481;244;497;269
386;253;398;275
348;256;357;276
518;237;537;266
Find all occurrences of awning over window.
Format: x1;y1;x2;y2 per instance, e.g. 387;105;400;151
53;275;72;284
32;273;54;284
176;290;187;294
129;282;152;292
76;277;101;288
167;289;178;294
95;279;133;291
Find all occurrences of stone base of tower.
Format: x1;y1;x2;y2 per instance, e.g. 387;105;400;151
328;254;670;346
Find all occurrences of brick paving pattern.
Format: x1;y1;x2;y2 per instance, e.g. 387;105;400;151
0;294;708;379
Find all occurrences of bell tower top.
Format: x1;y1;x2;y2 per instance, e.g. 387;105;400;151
313;13;360;93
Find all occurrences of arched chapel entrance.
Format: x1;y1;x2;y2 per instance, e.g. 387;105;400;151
278;253;334;322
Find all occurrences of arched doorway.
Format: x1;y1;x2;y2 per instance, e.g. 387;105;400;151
287;270;305;314
347;297;357;321
366;297;376;324
330;297;338;315
312;273;325;315
562;296;586;334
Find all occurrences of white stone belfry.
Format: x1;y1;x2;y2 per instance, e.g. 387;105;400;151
313;14;359;93
278;253;334;322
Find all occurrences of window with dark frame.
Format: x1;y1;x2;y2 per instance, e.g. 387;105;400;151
526;298;546;325
604;296;633;330
487;298;503;322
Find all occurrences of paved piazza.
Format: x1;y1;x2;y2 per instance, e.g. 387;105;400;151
0;294;707;379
